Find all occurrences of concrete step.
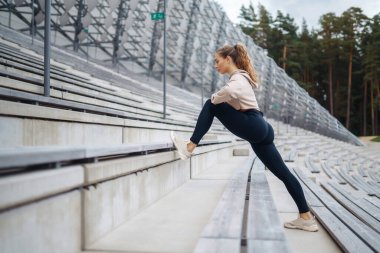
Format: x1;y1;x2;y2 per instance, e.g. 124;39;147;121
83;155;251;253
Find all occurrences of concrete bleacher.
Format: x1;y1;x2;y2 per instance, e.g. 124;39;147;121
267;123;380;253
0;36;232;148
0;25;204;110
0;39;203;125
0;30;252;253
1;28;380;253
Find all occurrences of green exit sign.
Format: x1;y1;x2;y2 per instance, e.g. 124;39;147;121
272;103;280;110
151;12;165;20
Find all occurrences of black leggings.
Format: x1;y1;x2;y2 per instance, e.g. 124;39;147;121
190;99;310;213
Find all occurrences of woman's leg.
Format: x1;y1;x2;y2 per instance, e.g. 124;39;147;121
189;99;216;145
190;99;311;215
250;122;310;214
190;99;252;145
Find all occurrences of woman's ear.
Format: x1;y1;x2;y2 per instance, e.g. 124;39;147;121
226;55;232;64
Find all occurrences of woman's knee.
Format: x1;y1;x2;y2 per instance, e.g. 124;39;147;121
204;98;215;109
205;99;229;114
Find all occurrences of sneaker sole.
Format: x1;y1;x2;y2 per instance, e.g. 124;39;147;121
284;223;319;232
170;131;189;160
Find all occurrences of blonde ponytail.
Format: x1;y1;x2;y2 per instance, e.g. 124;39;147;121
234;42;259;88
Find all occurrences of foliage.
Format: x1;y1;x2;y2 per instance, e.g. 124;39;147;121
238;3;380;136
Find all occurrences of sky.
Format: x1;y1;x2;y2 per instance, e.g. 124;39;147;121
213;0;380;32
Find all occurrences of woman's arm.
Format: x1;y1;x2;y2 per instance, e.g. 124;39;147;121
211;82;238;104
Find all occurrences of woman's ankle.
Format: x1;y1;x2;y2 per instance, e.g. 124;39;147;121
299;211;313;220
187;141;197;153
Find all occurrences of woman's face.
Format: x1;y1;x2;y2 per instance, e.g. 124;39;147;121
214;53;233;74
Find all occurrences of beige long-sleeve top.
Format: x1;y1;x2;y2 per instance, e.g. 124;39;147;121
211;69;261;111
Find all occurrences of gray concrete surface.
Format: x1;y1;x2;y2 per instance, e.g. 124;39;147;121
265;161;344;253
85;156;250;253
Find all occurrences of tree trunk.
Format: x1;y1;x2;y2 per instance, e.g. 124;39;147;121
359;102;363;135
334;78;340;115
303;65;307;84
375;100;378;135
376;77;379;135
371;80;375;136
335;79;340;116
283;44;287;71
363;80;367;136
346;49;353;129
329;61;334;115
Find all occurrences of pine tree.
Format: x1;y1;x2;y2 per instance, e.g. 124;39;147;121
319;13;340;116
340;7;368;130
237;3;379;135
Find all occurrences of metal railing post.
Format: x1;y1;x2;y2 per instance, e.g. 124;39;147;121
44;0;51;97
163;0;167;119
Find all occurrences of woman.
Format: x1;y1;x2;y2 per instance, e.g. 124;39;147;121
170;42;319;232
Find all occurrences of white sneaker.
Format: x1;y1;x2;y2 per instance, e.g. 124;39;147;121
170;131;192;160
284;214;319;232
